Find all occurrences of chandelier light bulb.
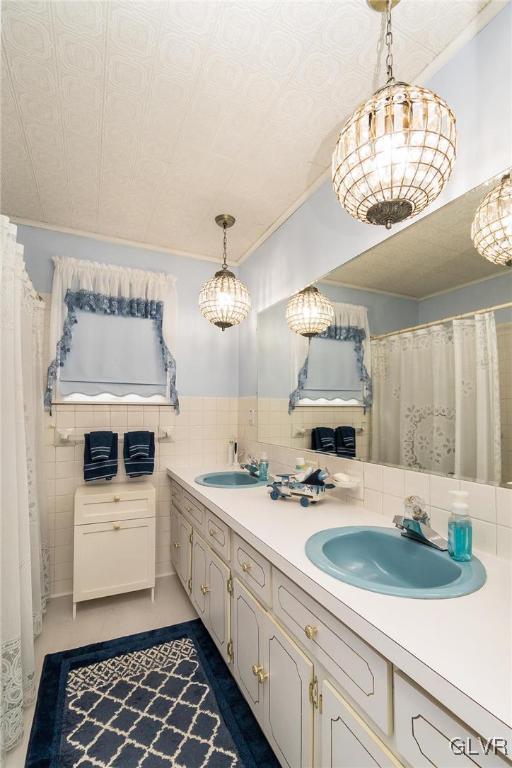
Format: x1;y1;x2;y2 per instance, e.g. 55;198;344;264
471;173;512;267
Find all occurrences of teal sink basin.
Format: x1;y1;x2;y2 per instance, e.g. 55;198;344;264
195;471;267;488
305;527;486;599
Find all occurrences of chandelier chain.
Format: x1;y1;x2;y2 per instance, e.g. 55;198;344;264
222;224;228;269
385;0;394;84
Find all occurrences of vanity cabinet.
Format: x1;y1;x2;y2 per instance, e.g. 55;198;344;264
190;529;231;664
320;679;401;768
394;672;508;767
73;482;156;619
232;577;314;768
169;476;506;768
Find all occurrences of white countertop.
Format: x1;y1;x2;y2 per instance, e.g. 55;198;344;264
166;464;512;740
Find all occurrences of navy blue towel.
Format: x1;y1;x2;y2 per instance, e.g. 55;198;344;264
126;430;152;459
124;431;155;478
84;433;118;481
88;430;114;462
311;427;336;453
335;426;356;458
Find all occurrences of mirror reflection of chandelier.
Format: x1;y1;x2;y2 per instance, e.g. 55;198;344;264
286;286;335;338
198;215;251;331
471;173;512;267
332;0;457;230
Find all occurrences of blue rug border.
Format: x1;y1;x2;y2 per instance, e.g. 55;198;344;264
26;618;279;768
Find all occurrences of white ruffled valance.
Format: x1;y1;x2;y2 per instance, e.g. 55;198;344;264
45;256;178;409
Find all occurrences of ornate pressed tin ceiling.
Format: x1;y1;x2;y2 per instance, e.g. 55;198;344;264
1;0;496;261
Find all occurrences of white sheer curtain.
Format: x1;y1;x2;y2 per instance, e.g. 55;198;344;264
1;216;49;753
371;313;501;483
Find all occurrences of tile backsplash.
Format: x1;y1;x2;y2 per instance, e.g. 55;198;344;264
42;398;238;596
238;396;512;561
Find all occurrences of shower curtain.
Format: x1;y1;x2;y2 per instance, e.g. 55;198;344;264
371;313;501;483
1;216;49;752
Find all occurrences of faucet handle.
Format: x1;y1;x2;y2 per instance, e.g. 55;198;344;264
404;495;429;524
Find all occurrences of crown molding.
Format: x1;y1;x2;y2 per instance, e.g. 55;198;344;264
10;217;222;265
420;268;510;301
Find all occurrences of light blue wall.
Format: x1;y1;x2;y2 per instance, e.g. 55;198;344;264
239;4;511;396
18;225;239;397
320;283;419;335
418;273;512;325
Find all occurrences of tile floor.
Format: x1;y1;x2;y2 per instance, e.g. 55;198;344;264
5;575;197;768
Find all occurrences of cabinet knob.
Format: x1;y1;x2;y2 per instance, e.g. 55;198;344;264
209;528;217;538
241;561;251;573
112;521;121;530
252;664;263;676
173;542;181;549
200;584;210;595
304;624;318;640
113;495;121;502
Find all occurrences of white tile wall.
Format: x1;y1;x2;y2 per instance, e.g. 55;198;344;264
238;401;512;560
42;397;238;596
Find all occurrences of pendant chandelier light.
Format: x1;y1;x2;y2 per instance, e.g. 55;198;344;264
199;214;251;331
286;285;335;338
471;173;512;267
332;0;457;230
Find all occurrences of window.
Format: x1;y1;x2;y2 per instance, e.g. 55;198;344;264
59;312;167;401
299;337;363;404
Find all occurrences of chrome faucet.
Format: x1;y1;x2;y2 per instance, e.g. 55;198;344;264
393;496;448;551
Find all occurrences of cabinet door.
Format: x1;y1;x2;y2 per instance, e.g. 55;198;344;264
263;612;314;768
74;518;155;602
177;514;192;590
206;547;231;664
191;532;209;623
233;578;266;724
170;506;181;574
321;679;402;768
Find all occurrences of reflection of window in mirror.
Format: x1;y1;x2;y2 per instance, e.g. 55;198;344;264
256;176;512;486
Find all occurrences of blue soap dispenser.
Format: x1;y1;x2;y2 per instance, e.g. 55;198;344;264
447;490;472;562
258;453;269;482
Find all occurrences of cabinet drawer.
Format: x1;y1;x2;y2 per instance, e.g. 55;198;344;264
73;517;155;602
233;533;272;607
175;489;205;532
205;509;230;561
273;570;392;734
394;672;508;767
75;487;155;525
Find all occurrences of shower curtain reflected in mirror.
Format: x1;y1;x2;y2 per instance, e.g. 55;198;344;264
371;312;501;484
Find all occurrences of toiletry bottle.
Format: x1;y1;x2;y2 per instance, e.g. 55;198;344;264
447;490;472;562
258;453;269;482
296;457;306;473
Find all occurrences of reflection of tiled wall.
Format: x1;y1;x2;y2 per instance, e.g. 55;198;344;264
497;322;512;484
256;397;369;459
238;406;512;561
42;398;238;597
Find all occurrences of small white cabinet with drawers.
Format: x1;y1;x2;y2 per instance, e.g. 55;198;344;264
73;482;156;618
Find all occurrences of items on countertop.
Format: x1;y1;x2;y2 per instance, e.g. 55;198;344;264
448;490;472;561
125;430;152;459
269;466;334;508
84;432;118;482
88;430;115;462
258;454;269;482
123;431;155;477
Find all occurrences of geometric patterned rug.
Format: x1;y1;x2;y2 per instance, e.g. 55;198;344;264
26;619;279;768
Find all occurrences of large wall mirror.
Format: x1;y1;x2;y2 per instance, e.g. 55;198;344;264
257;173;512;487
